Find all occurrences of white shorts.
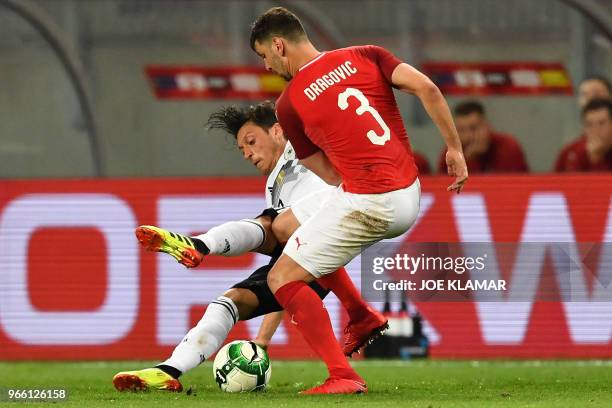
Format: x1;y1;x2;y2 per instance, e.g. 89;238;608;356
290;187;334;225
284;179;421;277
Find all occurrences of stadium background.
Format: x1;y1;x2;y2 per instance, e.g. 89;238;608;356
1;0;612;361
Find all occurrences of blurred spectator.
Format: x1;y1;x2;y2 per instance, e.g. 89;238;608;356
554;99;612;172
553;76;611;172
413;151;431;175
578;76;612;109
437;100;528;174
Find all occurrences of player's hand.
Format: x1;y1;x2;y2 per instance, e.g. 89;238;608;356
445;148;468;194
464;128;489;160
251;338;270;351
586;132;609;164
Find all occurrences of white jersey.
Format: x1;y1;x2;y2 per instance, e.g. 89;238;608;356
265;142;330;209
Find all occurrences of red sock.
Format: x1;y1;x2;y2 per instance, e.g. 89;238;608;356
275;281;363;382
317;267;370;321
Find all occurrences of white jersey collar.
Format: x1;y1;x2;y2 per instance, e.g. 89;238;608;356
282;141;296;160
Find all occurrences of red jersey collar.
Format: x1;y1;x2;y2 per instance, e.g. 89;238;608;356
298;52;327;72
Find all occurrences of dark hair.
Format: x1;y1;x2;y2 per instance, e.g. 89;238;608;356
206;100;277;138
582;98;612;119
454;100;485;117
250;7;307;51
582;76;612;95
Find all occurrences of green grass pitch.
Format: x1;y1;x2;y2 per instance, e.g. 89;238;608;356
1;360;611;407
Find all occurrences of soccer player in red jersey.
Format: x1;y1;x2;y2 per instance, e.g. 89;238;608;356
250;7;468;394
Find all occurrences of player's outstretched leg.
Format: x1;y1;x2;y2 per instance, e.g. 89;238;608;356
135;225;207;268
112;294;243;393
112;368;182;392
137;218;272;267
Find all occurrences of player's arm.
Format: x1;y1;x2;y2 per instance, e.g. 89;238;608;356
252;311;284;350
390;63;468;193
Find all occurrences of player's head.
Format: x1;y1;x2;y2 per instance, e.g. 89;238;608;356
250;7;308;81
206;101;286;175
578;76;611;109
453;100;490;143
582;98;612;143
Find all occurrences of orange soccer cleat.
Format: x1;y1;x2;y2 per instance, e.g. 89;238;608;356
135;225;204;268
343;306;389;357
300;377;367;395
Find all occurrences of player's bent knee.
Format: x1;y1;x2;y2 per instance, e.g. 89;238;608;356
266;268;284;293
222;288;246;309
257;215;273;234
267;255;297;292
253;215;278;255
222;288;259;320
267;255;316;293
271;210;300;244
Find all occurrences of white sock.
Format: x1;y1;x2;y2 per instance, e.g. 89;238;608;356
161;296;238;374
195;219;265;256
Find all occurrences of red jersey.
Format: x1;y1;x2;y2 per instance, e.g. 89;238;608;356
275;46;417;194
437;132;528;174
554;134;612;172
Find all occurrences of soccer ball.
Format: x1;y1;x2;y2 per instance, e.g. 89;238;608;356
213;340;271;392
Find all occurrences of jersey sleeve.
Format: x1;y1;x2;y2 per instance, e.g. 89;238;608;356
275;91;320;159
360;45;403;84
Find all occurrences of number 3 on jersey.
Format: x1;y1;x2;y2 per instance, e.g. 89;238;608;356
337;87;391;146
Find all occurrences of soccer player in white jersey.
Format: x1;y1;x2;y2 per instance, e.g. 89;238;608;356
113;101;387;392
